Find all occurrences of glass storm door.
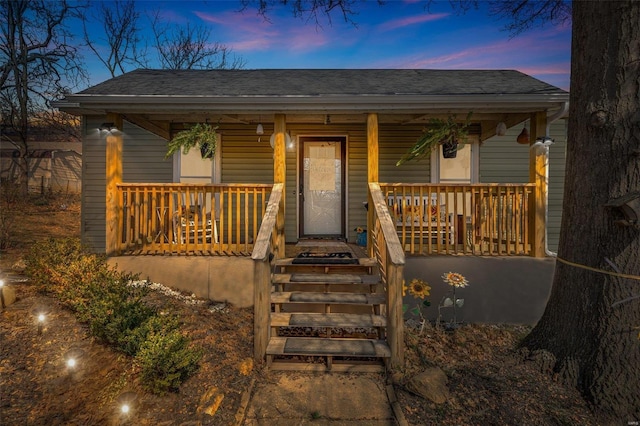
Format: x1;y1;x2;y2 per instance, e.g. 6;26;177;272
300;138;345;237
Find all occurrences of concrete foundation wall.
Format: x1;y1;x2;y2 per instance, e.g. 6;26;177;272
107;255;254;308
106;254;555;325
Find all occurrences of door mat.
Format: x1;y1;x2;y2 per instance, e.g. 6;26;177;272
291;252;358;265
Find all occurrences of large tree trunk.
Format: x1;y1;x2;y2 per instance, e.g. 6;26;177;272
522;1;640;420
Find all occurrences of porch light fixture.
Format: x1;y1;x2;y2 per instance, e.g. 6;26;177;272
256;123;264;142
99;122;118;133
496;122;507;136
269;132;294;150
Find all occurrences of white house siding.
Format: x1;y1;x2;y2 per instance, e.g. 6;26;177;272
479;119;567;252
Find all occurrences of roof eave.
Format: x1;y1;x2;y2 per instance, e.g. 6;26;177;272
55;93;570;115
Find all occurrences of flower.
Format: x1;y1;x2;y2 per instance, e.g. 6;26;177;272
354;227;365;233
442;272;469;288
407;278;431;299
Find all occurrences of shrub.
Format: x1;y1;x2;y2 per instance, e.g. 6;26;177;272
0;181;22;250
24;236;202;394
24;237;93;294
136;325;202;395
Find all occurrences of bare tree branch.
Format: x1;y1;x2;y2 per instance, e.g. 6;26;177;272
82;0;147;77
149;10;245;70
239;0;384;27
488;0;571;36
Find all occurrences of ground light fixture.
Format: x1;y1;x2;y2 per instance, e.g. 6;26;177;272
64;348;85;371
37;313;45;335
117;391;138;417
0;279;5;309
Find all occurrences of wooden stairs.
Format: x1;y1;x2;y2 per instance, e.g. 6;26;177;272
266;256;391;371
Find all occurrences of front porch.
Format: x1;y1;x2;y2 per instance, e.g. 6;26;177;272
113;181;539;257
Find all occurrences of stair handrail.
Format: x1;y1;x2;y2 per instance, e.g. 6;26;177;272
368;182;405;368
251;183;284;363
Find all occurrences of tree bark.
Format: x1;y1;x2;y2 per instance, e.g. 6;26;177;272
522;1;640;420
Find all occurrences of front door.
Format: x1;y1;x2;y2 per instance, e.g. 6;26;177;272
299;137;346;238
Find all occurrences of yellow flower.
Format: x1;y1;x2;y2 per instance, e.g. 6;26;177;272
402;279;407;297
408;278;431;299
442;272;469;288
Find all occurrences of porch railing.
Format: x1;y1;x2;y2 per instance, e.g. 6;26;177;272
116;183;273;255
251;183;285;363
380;183;535;256
368;183;405;368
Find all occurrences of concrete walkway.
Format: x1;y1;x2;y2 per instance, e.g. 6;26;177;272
242;372;401;425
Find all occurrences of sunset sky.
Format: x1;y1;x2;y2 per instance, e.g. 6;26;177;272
81;1;571;91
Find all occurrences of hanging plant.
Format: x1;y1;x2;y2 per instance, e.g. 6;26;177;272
165;123;218;159
396;112;472;166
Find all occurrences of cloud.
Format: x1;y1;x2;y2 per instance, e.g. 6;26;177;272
193;8;347;54
378;13;449;32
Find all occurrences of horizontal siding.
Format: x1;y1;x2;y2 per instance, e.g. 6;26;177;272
480;119;567;252
82;117;107;252
82;118;172;253
216;121;434;244
380;124;431;183
547;119;567;252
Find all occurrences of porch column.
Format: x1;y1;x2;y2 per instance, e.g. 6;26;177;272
529;111;547;258
105;113;123;255
366;113;379;254
273;114;286;258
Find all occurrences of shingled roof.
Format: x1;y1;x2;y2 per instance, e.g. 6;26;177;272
78;69;565;97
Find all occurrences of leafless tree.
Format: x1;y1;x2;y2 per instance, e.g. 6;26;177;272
150;10;245;70
0;0;87;195
82;0;147;77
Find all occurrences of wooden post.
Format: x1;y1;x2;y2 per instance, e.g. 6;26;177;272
105;113;123;255
273;114;286;258
367;113;379;255
529;111;547;257
253;258;271;363
386;256;405;368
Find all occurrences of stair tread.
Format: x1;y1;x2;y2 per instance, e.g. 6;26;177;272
267;337;391;358
271;291;385;305
271;312;386;327
273;273;380;285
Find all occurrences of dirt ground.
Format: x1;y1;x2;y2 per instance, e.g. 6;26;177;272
0;194;601;425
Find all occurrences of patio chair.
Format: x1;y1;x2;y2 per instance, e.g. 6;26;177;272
172;205;218;245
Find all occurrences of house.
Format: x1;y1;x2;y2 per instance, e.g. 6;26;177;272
55;69;569;369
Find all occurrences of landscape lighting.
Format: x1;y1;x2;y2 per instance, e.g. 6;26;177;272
37;313;45;334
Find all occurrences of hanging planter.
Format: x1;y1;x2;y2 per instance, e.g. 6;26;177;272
442;140;458;158
516;127;530;145
396;112;472;166
165;122;218;160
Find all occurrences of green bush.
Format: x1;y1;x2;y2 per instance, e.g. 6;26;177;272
136;325;202;395
24;237;96;294
24;237;202;394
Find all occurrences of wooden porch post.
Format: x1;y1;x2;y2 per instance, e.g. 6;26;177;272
273;114;286;258
367;113;379;255
529;111;547;257
105;113;123;255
